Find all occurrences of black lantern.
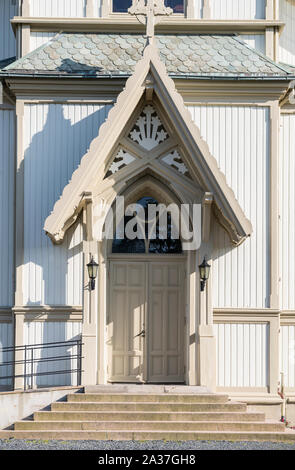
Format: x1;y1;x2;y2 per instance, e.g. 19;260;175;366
199;257;211;292
87;256;99;291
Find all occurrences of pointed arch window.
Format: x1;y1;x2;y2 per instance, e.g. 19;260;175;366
112;197;182;254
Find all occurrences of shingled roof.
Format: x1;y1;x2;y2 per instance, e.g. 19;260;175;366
3;32;291;79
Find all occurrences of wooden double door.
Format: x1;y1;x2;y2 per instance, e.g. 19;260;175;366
107;259;185;383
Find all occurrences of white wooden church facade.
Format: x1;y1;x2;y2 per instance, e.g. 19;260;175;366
0;0;295;406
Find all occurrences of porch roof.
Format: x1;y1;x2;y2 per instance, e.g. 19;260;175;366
2;32;292;79
44;43;252;247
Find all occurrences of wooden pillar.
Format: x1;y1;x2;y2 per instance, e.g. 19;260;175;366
101;0;110;17
188;250;197;385
13;100;25;390
203;0;211;19
21;0;30;16
269;314;280;395
269;102;280;310
81;241;98;385
97;240;107;384
21;24;30;57
86;0;95;17
265;0;274;20
266;27;275;60
197;236;216;392
186;0;194;18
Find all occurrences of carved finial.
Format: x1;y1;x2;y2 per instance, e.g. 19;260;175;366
128;0;173;42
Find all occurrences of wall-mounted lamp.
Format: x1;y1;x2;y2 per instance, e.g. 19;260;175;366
198;257;211;292
87;256;99;291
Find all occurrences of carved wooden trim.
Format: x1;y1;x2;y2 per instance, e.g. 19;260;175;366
44;44;252;246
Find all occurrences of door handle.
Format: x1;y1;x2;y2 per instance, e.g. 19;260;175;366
135;329;146;338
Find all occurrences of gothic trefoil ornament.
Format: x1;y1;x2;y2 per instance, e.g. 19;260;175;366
128;0;173;41
129;105;168;150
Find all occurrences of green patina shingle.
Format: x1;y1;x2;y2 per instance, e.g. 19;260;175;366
3;32;291;78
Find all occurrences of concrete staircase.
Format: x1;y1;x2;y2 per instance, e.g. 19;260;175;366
1;387;295;442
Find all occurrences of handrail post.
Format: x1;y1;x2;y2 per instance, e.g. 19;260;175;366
78;339;82;386
30;348;34;389
24;345;27;391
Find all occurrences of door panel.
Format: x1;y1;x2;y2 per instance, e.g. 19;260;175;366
148;263;184;383
108;262;146;382
108;260;185;383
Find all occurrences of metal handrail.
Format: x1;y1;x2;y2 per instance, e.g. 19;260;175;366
0;339;83;391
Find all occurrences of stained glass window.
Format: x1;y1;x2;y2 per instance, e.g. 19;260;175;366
165;0;184;13
112;0;132;12
112;0;184;14
112;197;182;254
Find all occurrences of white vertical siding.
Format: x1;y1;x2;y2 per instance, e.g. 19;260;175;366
211;0;266;19
280;114;295;310
215;323;269;387
0;0;17;60
0;110;15;307
23;103;112;306
30;0;86;17
0;323;13;388
189;105;270;309
194;0;203;18
279;0;295;66
30;32;56;52
280;325;295;388
94;0;102;17
238;34;266;54
24;321;82;387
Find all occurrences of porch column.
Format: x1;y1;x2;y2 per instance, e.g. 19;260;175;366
97;240;107;384
101;0;110;17
21;0;30;16
81;200;98;385
203;0;211;19
197;194;216;392
14;100;25;390
86;0;95;17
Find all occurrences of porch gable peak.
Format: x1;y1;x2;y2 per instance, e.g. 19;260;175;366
44;43;252;246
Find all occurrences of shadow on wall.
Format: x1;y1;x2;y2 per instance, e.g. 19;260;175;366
255;0;265;19
18;103;111;387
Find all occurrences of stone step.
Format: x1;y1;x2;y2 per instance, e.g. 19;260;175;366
1;430;295;442
67;393;229;404
34;410;265;422
14;420;286;432
51;401;247;413
84;385;211;394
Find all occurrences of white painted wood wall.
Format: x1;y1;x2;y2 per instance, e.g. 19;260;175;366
0;0;17;61
23;103;112;306
210;0;266;19
30;0;86;17
189;105;270;309
280;113;295;311
25;0;268;20
279;0;295;66
281;325;295;388
0;110;15;308
30;32;56;52
215;323;269;387
0;323;13;387
193;0;203;17
24;321;82;387
238;34;266;54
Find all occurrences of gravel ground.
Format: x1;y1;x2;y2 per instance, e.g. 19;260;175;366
0;439;295;450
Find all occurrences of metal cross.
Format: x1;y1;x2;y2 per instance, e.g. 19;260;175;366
128;0;173;40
